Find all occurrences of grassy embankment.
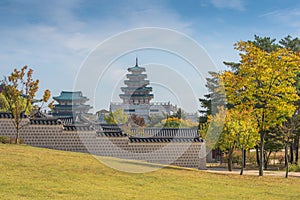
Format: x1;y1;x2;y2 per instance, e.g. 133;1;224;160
0;144;299;199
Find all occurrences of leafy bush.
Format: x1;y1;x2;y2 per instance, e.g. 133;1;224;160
162;117;198;128
0;136;10;144
19;138;24;144
288;164;300;172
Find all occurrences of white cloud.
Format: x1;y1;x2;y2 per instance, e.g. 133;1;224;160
210;0;245;11
0;0;198;112
260;8;300;35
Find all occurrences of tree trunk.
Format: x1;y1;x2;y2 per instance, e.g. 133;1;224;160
256;145;260;166
259;133;265;176
263;152;266;170
285;142;289;178
228;148;233;172
243;149;246;168
264;151;272;170
295;135;299;164
240;149;245;175
290;141;294;164
15;124;20;144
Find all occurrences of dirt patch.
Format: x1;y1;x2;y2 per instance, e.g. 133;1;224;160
204;167;300;178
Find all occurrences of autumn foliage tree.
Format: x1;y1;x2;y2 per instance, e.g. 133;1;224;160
222;41;300;176
208;107;259;172
104;109;128;124
162;117;198;128
129;114;145;127
1;66;52;144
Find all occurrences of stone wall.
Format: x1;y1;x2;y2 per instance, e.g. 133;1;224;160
0;117;206;169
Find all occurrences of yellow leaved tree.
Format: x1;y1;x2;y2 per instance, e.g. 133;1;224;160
222;41;300;176
1;66;52;144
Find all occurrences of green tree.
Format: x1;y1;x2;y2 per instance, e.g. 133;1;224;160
1;66;52;144
279;35;300;164
222;41;300;176
263;128;285;169
228;35;300;167
211;107;259;172
213;107;236;171
280;116;299;178
249;35;280;53
279;35;300;52
175;108;185;119
0;93;9;111
233;109;259;175
104;109;128;124
222;35;300;171
199;71;226;124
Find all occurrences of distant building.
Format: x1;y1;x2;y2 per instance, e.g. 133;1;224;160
96;109;110;123
52;91;92;117
185;112;200;123
110;58;177;121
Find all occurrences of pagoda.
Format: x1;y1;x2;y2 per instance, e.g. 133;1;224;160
110;58;179;122
120;58;153;105
52;91;92;117
110;58;154;120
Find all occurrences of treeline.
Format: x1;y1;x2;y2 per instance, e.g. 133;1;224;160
199;35;300;177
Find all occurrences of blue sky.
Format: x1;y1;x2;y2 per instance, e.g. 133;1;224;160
1;0;300;113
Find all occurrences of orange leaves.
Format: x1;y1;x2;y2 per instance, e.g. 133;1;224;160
2;65;52;115
43;89;51;102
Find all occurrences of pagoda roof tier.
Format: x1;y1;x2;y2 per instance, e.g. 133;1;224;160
124;80;149;85
120;94;154;98
126;74;147;78
128;66;145;73
121;86;152;92
53;91;89;102
52;104;92;110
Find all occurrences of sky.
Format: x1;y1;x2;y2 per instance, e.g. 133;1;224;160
1;0;300;113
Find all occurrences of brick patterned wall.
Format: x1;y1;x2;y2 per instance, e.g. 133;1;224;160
0;118;206;169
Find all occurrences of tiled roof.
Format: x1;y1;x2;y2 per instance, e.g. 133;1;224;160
30;118;62;125
143;128;199;138
96;109;109;114
126;74;147;78
121;87;152;92
0;112;27;118
96;131;127;137
57;116;74;125
120;94;154;97
53;91;88;101
63;124;94;131
100;124;122;131
52;105;92;110
128;66;146;72
129;137;203;143
0;112;13;118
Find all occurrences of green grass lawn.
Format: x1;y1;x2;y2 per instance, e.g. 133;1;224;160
0;144;299;200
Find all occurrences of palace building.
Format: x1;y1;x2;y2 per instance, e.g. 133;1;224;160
52;91;92;117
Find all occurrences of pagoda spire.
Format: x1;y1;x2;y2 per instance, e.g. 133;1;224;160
135;57;138;67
